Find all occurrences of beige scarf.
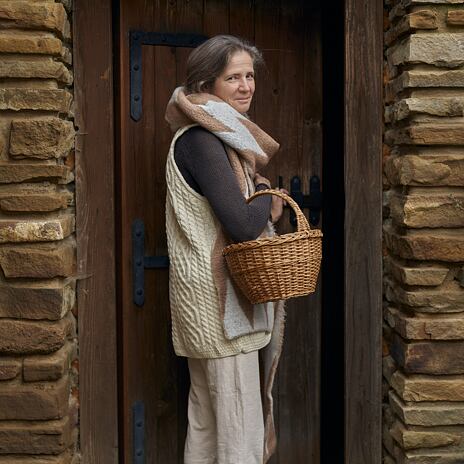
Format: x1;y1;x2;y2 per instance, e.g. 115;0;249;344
165;86;286;462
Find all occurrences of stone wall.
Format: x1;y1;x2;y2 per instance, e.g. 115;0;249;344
383;0;464;462
0;1;78;462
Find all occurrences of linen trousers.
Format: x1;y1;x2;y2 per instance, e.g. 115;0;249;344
184;350;264;464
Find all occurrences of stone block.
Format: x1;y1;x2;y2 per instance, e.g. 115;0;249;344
384;355;397;382
0;30;62;55
0;89;72;112
0;2;70;39
385;10;438;46
388;1;406;20
385;280;464;313
0;452;73;464
406;0;464;3
448;10;464;25
0;376;68;420
401;451;464;463
0;164;72;184
387;306;464;339
10;117;74;159
389;1;464;22
386;70;464;103
23;341;75;381
384;224;464;262
386;125;464;146
0;240;75;278
383;377;390;400
384;419;397;457
391;419;463;450
61;45;72;66
390;390;464;426
391;370;464;402
0;313;74;354
385;404;396;428
0;215;74;244
0;358;20;380
459;266;464;288
0;417;71;455
384;154;464;187
0;57;72;85
385;98;464;123
389;191;464;228
384;454;395;464
391;333;464;374
388;33;464;68
0;279;75;320
0;184;73;212
385;257;448;286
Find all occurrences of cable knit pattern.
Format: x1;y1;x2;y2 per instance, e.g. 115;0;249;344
166;125;271;358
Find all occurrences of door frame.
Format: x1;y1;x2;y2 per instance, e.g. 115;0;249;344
74;0;383;462
74;1;119;462
344;0;383;462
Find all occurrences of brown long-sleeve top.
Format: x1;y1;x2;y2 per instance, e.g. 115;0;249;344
174;126;272;243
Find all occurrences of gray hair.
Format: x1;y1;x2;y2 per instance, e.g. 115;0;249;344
185;35;264;93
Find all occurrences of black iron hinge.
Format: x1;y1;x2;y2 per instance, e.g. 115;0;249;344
132;219;169;307
130;31;208;121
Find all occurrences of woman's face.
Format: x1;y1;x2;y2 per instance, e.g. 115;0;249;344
210;50;255;114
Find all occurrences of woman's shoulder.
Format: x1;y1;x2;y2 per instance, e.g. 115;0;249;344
176;126;224;151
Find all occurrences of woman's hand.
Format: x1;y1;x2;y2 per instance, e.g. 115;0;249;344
270;188;289;223
253;173;288;223
254;172;271;189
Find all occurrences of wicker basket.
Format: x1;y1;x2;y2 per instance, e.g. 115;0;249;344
222;189;323;304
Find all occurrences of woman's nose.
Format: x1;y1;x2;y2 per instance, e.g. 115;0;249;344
238;77;250;92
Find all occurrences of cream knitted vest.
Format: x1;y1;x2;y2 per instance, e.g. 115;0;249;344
165;125;271;358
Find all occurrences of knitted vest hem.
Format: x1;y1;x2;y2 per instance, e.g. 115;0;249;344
173;332;271;359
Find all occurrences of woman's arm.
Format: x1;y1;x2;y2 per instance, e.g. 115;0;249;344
174;126;272;242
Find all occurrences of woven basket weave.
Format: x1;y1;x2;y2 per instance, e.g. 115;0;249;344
222;189;323;304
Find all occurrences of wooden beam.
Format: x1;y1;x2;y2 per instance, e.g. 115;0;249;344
74;0;119;461
344;0;383;462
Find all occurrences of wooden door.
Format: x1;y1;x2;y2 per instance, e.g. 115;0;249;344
116;1;323;462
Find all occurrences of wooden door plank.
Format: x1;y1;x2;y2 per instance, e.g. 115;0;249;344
253;4;282;461
301;3;323;463
176;0;203;32
254;1;322;462
154;0;176;32
152;4;181;461
73;0;118;461
118;1;156;462
204;0;230;36
175;0;204;91
344;0;383;462
229;0;255;42
303;3;323;178
151;6;191;462
253;0;282;187
275;2;321;462
229;0;255;120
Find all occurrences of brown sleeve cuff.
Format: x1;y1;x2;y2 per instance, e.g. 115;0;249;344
255;183;270;191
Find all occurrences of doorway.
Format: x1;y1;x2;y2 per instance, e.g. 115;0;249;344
115;1;339;462
74;0;382;461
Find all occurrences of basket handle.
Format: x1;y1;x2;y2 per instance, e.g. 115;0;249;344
246;188;310;232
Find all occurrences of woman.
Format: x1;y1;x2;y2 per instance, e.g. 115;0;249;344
165;35;286;464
